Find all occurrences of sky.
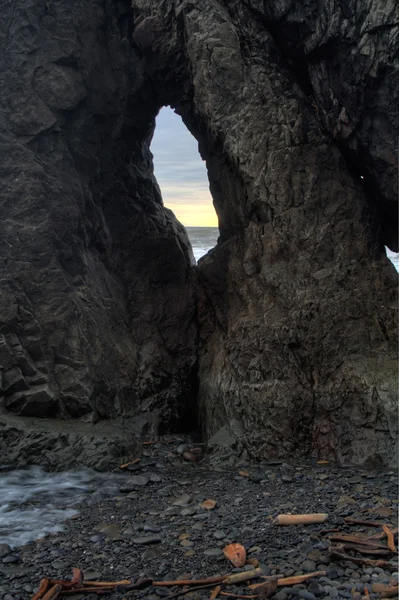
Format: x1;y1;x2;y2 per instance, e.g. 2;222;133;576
151;107;218;227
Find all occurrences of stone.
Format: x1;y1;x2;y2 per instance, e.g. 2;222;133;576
171;495;192;507
143;524;161;533
348;476;363;484
120;475;150;490
307;583;324;597
133;536;162;545
98;524;122;538
181;507;196;516
84;571;102;581
0;0;397;469
52;560;67;570
203;548;223;557
2;555;20;564
90;534;105;543
273;593;288;600
0;545;12;558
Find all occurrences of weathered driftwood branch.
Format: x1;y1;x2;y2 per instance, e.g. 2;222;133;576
370;527;398;540
81;579;131;587
328;534;387;548
220;593;257;599
383;525;398;553
371;583;399;597
250;571;326;589
344;517;381;527
149;583;219;600
224;569;262;585
210;584;223;600
329;547;396;568
32;579;50;600
153;575;227;587
274;513;328;525
42;584;63;600
338;544;392;556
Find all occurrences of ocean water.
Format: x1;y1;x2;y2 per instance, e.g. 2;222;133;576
0;466;123;548
186;227;219;261
185;227;399;273
386;248;399;272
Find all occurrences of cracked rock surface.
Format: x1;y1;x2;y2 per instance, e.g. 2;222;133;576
0;0;397;467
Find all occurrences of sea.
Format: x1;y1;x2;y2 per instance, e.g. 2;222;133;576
186;226;219;261
0;230;397;550
187;227;399;272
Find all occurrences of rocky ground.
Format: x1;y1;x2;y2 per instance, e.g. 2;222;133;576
0;437;398;600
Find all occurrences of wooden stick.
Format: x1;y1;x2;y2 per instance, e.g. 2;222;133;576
383;525;398;553
371;583;399;597
369;527;398;540
210;585;223;600
220;594;257;599
81;580;131;587
163;583;223;600
328;534;386;548
329;547;396;568
344;517;381;527
32;578;50;600
61;588;113;595
120;458;141;469
338;544;392;556
70;568;83;588
274;513;328;525
250;571;326;589
224;569;262;585
42;585;63;600
153;576;227;587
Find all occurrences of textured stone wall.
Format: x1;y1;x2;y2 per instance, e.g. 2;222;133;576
133;0;398;465
0;0;197;433
0;0;397;467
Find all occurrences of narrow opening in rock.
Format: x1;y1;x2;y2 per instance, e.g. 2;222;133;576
151;106;219;262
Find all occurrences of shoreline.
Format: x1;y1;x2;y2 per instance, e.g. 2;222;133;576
1;439;397;599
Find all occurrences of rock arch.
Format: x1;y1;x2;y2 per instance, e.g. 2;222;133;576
0;0;397;468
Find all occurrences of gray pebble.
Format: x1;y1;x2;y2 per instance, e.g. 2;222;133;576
52;560;67;570
144;524;161;533
327;587;338;598
0;544;12;558
133;536;162;545
307;582;324;597
2;555;19;564
273;593;287;600
90;534;105;543
203;548;223;556
84;571;102;581
181;507;196;516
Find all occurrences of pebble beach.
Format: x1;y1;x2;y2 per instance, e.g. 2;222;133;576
0;438;397;600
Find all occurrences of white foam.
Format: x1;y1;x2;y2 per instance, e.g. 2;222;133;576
0;467;122;548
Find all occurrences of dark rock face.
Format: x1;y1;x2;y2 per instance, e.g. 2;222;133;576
0;0;397;467
0;0;197;434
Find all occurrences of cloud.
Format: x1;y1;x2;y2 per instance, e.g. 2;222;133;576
151;107;217;226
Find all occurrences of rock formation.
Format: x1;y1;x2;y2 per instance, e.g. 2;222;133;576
0;0;397;468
